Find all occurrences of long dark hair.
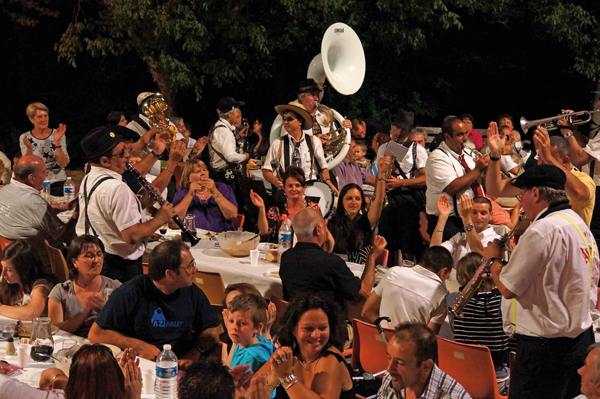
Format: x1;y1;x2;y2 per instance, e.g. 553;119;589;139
0;241;51;305
66;235;105;281
275;294;345;354
65;344;127;399
328;183;371;254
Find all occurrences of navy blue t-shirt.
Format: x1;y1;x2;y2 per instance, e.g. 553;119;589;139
95;274;219;357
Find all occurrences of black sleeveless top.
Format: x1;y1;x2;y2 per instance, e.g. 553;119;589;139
275;350;356;399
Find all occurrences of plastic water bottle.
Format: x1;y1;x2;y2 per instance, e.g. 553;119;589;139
155;344;178;399
63;177;75;202
278;219;292;263
42;178;51;199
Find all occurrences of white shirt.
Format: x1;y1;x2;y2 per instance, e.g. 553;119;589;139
500;155;519;177
374;265;449;328
500;208;599;338
263;132;328;181
0;151;10;185
425;141;480;216
208;118;247;170
582;135;600;185
76;166;146;260
376;141;428;179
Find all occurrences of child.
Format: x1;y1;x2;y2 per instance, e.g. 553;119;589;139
224;293;276;372
355;142;371;173
452;252;512;395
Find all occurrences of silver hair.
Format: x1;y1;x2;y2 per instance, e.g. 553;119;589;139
218;108;240;120
588;343;600;382
537;186;568;204
549;135;571;159
409;127;428;140
292;208;323;241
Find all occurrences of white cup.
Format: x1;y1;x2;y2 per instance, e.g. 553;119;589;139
17;344;31;367
142;369;155;394
250;250;260;266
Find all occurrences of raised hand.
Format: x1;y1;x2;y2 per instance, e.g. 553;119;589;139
458;194;474;222
169;140;186;163
123;359;142;399
475;153;490;172
54;124;67;144
437;195;451;219
533;126;552;163
249;189;265;209
371;235;387;256
23;135;33;151
486;122;504;157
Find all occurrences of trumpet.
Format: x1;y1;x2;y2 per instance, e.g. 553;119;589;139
449;215;525;318
520;110;600;133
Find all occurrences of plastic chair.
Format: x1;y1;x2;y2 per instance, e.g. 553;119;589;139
142;262;149;275
269;296;289;319
351;319;394;374
375;249;389;267
232;214;245;230
45;240;70;283
437;336;507;399
193;270;225;306
0;236;13;251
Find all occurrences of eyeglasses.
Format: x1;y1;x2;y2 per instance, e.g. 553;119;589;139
80;251;104;260
515;188;531;202
282;117;297;123
108;149;126;159
179;260;197;273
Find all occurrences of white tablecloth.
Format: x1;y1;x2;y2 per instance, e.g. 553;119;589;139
0;315;156;398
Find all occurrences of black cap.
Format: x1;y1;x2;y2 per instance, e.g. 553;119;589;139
216;97;245;114
512;164;566;190
80;126;123;159
110;125;141;142
298;78;323;94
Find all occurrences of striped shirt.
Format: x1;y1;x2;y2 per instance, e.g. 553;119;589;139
452;290;511;367
377;365;471;399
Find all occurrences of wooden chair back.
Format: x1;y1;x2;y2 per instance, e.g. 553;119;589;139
45;240;70;283
193;270;225;306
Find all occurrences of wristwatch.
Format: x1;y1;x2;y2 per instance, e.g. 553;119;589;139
563;131;573;139
465;223;474;232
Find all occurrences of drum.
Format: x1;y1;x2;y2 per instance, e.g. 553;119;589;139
305;180;336;219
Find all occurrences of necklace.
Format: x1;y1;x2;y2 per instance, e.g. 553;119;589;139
298;358;318;371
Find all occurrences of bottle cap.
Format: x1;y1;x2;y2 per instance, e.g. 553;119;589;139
163;344;171;350
6;336;13;342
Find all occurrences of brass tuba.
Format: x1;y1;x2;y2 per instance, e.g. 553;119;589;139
140;93;178;149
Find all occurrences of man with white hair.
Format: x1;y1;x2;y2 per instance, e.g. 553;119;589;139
207;97;249;184
575;343;600;399
279;207;384;311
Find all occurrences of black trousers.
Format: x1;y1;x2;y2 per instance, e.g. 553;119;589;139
378;191;426;257
510;328;593;399
426;214;464;242
101;253;143;283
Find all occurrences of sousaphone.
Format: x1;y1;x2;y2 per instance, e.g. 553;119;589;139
270;22;366;170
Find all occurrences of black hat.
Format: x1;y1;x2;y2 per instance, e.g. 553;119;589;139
80;126;123;159
391;109;415;131
111;125;140;142
216;97;245;114
298;78;324;94
511;164;566;190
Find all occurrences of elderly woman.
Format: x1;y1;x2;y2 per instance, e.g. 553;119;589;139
262;294;355;399
172;159;238;232
48;235;121;337
327;157;387;264
20;102;69;196
0;240;55;320
251;166;320;243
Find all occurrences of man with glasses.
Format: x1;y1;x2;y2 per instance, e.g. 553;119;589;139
77;126;182;282
263;102;338;195
484;164;599;399
0;155;79;264
89;240;221;367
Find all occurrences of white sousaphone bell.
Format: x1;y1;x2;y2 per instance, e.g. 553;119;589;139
270;22;366;170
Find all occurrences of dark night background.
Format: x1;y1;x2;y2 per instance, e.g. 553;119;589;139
0;2;596;169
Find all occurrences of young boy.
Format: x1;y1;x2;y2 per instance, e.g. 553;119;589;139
224;293;275;372
355;142;371;173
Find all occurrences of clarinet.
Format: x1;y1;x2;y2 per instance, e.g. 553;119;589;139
126;163;200;246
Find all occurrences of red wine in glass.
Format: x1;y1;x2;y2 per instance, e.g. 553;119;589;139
31;344;54;362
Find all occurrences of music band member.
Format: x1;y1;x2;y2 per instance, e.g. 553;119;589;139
77;127;183;283
207;97;250;184
262;103;338;195
486;165;599;399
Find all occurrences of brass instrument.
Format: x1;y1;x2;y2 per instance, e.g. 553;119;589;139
520;110;600;133
125;163;200;247
449;215;524;318
140;93;178;149
372;154;396;208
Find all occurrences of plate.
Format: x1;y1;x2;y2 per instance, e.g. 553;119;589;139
257;243;278;252
101;343;122;357
263;268;280;279
17;322;60;338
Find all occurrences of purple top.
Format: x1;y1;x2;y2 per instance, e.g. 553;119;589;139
173;182;237;233
333;157;372;191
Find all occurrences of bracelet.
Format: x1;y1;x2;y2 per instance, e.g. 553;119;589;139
164;166;174;174
281;374;297;386
264;371;280;392
214;192;222;200
55;145;62;149
151;150;161;158
489;155;501;162
435;229;444;233
285;379;299;391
